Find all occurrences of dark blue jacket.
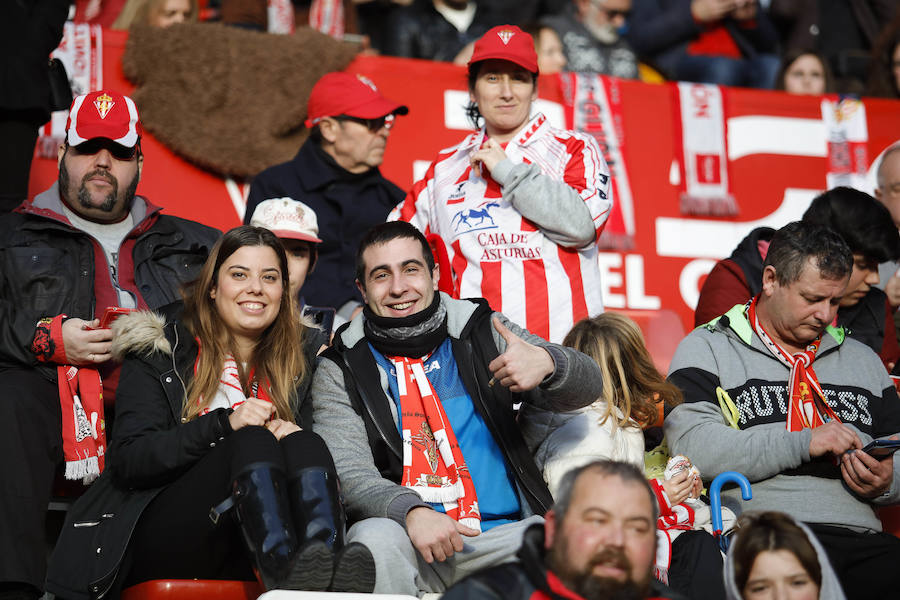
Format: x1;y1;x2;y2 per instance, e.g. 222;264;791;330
244;140;404;310
625;0;778;77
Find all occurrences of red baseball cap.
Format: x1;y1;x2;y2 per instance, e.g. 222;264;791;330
468;25;539;75
304;72;409;128
65;90;142;148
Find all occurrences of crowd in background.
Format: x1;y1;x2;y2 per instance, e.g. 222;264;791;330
2;3;900;600
69;0;900;97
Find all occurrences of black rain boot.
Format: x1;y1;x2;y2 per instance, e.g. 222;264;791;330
226;462;333;591
288;467;376;593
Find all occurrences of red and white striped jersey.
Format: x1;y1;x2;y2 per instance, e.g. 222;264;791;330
391;113;612;343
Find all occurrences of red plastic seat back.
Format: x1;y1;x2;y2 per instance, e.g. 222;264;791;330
879;506;900;540
121;580;262;600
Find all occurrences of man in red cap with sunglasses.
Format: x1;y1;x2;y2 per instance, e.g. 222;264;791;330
0;90;219;599
244;72;409;326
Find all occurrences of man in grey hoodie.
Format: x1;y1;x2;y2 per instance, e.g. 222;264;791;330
310;221;603;596
666;221;900;600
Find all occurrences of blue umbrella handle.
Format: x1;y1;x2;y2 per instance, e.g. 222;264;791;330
709;471;752;534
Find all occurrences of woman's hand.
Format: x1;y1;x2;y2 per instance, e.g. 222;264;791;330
470;138;507;178
266;418;301;441
228;396;275;431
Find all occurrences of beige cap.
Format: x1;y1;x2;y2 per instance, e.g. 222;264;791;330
249;197;322;243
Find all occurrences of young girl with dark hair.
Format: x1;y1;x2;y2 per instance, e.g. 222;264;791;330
726;511;845;600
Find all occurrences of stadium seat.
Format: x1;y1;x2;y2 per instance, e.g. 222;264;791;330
879;506;900;540
121;580;262;600
608;309;687;375
121;581;430;599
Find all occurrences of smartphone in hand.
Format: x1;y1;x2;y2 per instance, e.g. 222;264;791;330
862;439;900;461
87;307;136;330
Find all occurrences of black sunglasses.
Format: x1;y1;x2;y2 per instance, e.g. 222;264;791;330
335;114;395;131
70;138;139;161
603;8;630;19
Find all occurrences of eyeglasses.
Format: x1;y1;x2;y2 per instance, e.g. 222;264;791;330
70;138;139;161
602;7;630;19
335;114;395;132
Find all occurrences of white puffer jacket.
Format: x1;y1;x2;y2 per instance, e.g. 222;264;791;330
519;399;645;498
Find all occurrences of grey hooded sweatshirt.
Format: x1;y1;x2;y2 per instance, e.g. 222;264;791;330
723;513;846;600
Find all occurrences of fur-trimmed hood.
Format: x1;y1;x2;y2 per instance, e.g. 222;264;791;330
110;310;172;361
110;307;325;362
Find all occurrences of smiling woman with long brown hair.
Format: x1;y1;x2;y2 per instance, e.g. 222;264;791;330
47;226;374;598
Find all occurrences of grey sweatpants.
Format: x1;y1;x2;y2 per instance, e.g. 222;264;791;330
346;514;544;596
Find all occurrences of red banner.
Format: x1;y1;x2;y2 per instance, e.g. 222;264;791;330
29;30;900;330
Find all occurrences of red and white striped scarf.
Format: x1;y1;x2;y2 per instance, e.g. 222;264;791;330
674;82;737;216
747;296;841;431
195;347;272;415
391;355;481;532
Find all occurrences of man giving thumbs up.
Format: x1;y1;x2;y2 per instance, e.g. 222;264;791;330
311;221;604;596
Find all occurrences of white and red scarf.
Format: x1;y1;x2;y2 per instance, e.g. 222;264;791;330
31;314;106;484
196;349;273;415
38;23;103;159
309;0;344;39
674;82;737;216
391;355;481;532
563;72;634;249
59;365;106;484
747;297;841;431
267;0;295;34
821;96;869;191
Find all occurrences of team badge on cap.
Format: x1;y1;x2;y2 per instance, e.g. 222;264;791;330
468;25;539;74
93;93;115;119
303;72;409;128
66;90;142;149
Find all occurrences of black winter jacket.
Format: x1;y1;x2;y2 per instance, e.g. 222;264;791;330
0;183;220;378
0;0;68;120
382;0;499;62
243;140;404;311
442;524;686;600
45;305;325;599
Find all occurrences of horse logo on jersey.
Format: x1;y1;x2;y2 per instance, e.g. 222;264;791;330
451;202;500;232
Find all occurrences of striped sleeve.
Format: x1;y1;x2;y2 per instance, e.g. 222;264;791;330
389;160;434;237
562;132;612;241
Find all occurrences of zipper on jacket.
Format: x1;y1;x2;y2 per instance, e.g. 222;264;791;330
344;354;403;459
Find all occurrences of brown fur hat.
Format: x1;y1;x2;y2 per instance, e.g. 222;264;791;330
122;23;359;178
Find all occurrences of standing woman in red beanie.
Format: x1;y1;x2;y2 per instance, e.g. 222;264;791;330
392;25;612;344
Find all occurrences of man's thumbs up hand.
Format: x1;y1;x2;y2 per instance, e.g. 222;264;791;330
487;317;555;393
